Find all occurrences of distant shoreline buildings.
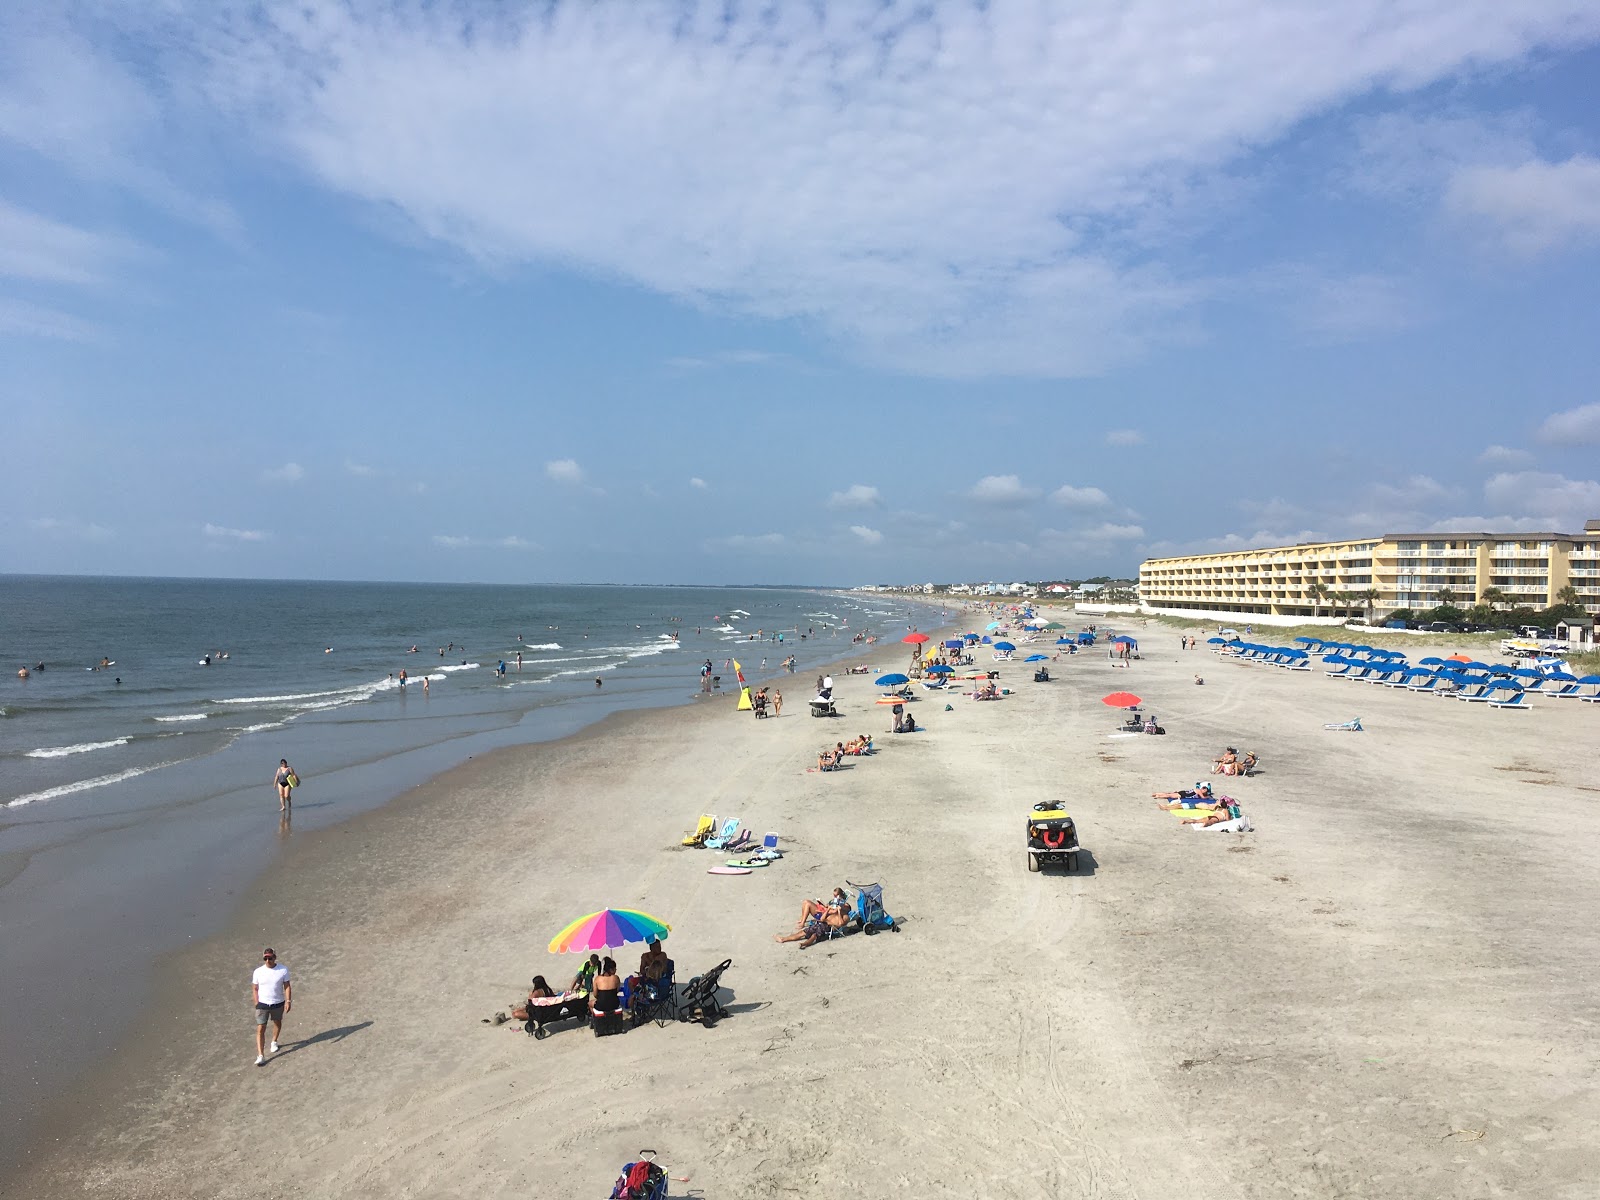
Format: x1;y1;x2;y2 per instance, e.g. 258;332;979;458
1138;521;1600;620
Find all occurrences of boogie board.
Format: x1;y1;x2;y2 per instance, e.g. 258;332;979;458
726;858;769;868
707;866;752;875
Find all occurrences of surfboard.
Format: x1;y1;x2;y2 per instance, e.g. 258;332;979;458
707;866;752;875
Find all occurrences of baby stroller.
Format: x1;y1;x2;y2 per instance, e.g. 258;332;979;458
608;1150;668;1200
846;880;899;934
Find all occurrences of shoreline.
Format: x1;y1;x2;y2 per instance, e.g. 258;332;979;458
1;612;947;1188
20;603;1598;1197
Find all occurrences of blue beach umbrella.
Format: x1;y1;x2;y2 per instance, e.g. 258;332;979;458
1419;656;1443;666
1056;637;1073;645
1292;636;1318;644
927;663;955;674
944;639;964;649
1207;636;1227;644
993;641;1016;651
985;621;1002;630
875;673;910;687
1024;654;1048;662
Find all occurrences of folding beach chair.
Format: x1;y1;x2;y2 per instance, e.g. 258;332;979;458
704;818;741;849
631;962;677;1028
1323;717;1363;731
680;814;717;847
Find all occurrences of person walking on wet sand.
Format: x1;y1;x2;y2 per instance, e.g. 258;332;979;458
274;759;298;811
252;948;291;1065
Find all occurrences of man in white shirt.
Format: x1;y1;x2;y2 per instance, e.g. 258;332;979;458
251;948;292;1066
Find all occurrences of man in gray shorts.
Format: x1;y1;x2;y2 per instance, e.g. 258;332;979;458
251;948;291;1066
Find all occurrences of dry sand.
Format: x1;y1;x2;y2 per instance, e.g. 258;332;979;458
13;611;1600;1199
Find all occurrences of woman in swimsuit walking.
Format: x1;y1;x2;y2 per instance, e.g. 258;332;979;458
274;759;298;812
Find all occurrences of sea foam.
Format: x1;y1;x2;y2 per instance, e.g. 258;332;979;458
26;738;130;759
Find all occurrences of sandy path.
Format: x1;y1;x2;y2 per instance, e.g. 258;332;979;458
15;616;1600;1198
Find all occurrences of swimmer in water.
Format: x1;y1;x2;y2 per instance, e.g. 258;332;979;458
595;678;603;687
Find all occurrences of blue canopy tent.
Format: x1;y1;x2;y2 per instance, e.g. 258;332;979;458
943;639;964;649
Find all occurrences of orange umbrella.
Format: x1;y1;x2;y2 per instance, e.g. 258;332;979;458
1101;692;1142;708
1446;654;1472;663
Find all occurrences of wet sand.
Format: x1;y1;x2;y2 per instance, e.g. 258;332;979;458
13;614;1600;1198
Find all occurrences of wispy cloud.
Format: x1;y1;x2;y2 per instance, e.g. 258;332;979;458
345;459;377;477
1105;429;1145;447
0;298;98;340
432;534;536;550
1537;403;1600;445
0;200;137;287
167;2;1600;377
689;477;708;490
828;484;881;510
1478;443;1532;465
1447;155;1600;255
261;462;305;484
203;522;268;541
30;516;112;541
849;525;883;546
665;350;791;370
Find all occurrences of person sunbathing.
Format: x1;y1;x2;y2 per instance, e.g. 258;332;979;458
817;746;841;770
1212;748;1238;775
793;888;848;930
1182;806;1240;828
776;898;849;946
1153;784;1217;809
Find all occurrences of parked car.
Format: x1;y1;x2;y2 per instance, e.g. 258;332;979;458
1421;621;1457;633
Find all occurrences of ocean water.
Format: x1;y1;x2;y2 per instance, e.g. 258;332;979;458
0;576;945;1170
1;577;933;812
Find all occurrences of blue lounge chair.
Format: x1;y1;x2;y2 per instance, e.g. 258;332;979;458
704;818;741;849
1488;686;1531;710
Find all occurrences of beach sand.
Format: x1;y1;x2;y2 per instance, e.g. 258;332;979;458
13;612;1600;1198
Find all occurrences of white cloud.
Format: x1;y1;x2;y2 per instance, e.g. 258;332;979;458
544;458;586;485
0;200;135;286
1370;474;1456;507
0;298;98;340
170;2;1600;376
1447;154;1600;254
1050;484;1111;510
261;462;305;484
849;525;884;546
345;459;377;477
707;532;786;552
966;475;1041;506
1537;403;1600;445
1105;429;1145;447
828;484;881;510
203;522;267;541
666;350;790;369
30;516;112;541
1080;522;1146;540
1478;444;1533;465
432;534;536;550
1482;471;1600;524
689;477;708;490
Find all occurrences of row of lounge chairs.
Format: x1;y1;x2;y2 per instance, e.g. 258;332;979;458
1324;659;1600;710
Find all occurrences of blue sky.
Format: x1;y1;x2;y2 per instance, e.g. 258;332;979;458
3;1;1600;585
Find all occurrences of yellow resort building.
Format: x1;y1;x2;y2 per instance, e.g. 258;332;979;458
1138;520;1600;621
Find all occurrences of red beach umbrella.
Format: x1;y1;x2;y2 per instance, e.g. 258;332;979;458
902;633;931;645
1101;692;1142;708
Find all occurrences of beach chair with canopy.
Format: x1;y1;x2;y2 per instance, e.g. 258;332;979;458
1487;684;1532;710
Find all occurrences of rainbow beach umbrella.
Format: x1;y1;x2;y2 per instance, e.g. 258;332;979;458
548;908;671;954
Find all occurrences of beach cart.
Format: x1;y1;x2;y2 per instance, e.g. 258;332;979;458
1026;803;1080;872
